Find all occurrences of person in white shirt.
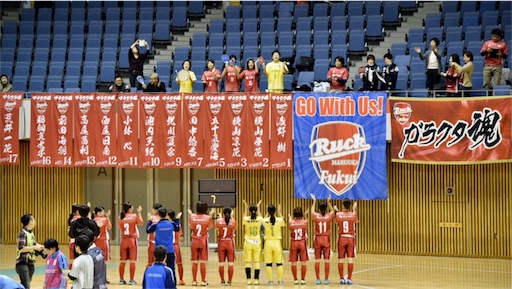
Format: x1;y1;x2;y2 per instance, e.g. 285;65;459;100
69;235;94;289
415;37;442;91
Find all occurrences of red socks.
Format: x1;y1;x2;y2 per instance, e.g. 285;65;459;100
301;265;307;280
200;263;206;282
177;263;184;281
219;266;225;281
348;263;354;280
192;263;198;282
130;263;135;280
338;263;344;279
228;265;234;282
119;262;125;280
325;262;330;280
315;262;320;279
292;264;298;280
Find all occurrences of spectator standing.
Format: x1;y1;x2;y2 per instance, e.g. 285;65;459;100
441;54;461;97
481;28;509;89
263;50;289;93
68;204;100;242
222;55;241;92
16;214;45;289
327;56;349;92
238;58;260;93
1;74;13;92
43;238;68;289
142;245;176;289
176;60;197;93
202;60;222;93
109;76;130;92
142;73;166;92
380;53;399;91
360;54;381;91
129;39;150;90
452;51;474;96
415;38;442;91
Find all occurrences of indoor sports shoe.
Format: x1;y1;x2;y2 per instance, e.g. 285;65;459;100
192;281;198;286
278;281;284;286
316;279;321;285
300;280;306;285
268;281;274;285
201;281;209;286
247;280;252;285
346;279;353;285
294;280;299;285
324;279;330;285
128;280;137;285
254;279;260;285
179;280;185;285
339;279;345;285
220;281;226;286
119;279;127;285
227;281;232;286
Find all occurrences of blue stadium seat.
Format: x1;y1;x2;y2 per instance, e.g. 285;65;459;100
462;12;479;33
193;33;208;49
242;6;257;19
189;1;205;17
445;42;463;62
347;2;363;18
259;19;275;34
21;8;36;22
383;2;400;26
460;1;477;15
407;28;424;47
426;27;443;43
260;32;276;48
314;16;329;32
330;16;347;32
409;73;427;90
313;62;329;81
277;18;292;33
226;34;241;47
242;19;258;34
365;2;382;19
313;3;328;17
172;7;188;30
410;88;429;97
425;13;442;32
278;1;294;16
445;27;462;46
226;6;241;21
443;13;460;33
331;30;347;46
243;33;259;48
293;4;309;23
99;62;115;83
29;79;45;92
464;27;482;46
284;74;293;91
261;46;277;60
174;47;190;62
331;45;347;65
279;45;294;59
296;17;312;33
348;30;365;54
88;23;103;36
349;15;364;31
441;1;458;18
259;5;275;20
394;55;411;67
19;22;34;36
226;20;241;34
313;31;329;47
493;85;511;96
209;33;224;48
2;21;18;35
481;11;499;32
366;15;384;40
313;45;330;60
391;43;408;55
394;74;408;96
209;19;225;34
155;20;171;42
259;77;268;92
331;2;346;17
295;30;312;47
278;31;293;48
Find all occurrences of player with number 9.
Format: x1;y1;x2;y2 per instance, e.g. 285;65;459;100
311;194;335;285
118;202;143;285
188;201;214;286
334;198;359;285
215;207;237;286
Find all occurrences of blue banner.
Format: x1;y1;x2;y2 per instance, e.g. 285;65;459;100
293;92;388;200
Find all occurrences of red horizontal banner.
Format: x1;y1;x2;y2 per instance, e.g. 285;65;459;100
390;96;512;163
25;93;292;169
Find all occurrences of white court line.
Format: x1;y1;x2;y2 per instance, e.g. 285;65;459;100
353;261;511;274
352;264;403;275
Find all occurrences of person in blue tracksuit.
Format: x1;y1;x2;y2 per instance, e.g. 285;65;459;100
142;245;176;289
146;207;181;281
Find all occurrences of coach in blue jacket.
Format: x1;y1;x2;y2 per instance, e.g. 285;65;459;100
143;245;176;289
146;207;181;281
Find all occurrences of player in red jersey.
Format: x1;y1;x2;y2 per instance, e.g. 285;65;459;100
168;210;185;285
311;194;335;285
117;202;143;285
146;203;163;268
188;201;214;286
238;58;260;93
288;207;309;285
93;205;111;283
67;204;80;269
334;199;359;285
216;207;237;286
222;55;241;92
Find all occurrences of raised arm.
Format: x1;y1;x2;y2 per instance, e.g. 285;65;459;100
256;199;262;217
327;195;334;213
243;200;249;217
310;193;317;215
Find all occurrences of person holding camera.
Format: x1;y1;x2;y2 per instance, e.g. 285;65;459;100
16;214;45;289
129;39;150;90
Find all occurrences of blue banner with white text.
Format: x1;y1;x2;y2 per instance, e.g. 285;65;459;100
293;92;388;200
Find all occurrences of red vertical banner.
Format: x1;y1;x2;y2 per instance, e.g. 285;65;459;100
269;93;293;169
30;93;54;166
51;94;73;166
94;93;117;166
225;93;248;169
139;93;166;168
182;93;206;168
161;93;183;168
0;92;23;164
117;93;139;168
204;94;230;168
73;93;98;166
245;93;271;169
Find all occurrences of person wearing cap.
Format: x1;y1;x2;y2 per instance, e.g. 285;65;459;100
481;28;509;90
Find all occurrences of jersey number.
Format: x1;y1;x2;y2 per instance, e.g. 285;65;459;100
196;224;202;237
293;228;303;240
249;226;258;237
318;222;327;234
222;227;228;238
343;221;350;233
123;223;130;235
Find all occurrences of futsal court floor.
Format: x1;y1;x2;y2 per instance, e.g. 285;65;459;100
0;245;510;289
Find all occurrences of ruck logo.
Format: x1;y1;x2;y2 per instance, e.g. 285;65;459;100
393;102;412;124
309;121;371;195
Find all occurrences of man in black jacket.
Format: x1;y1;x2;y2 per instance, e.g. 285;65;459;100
69;204;100;240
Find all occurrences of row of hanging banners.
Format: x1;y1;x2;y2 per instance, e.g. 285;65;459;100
1;92;511;200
